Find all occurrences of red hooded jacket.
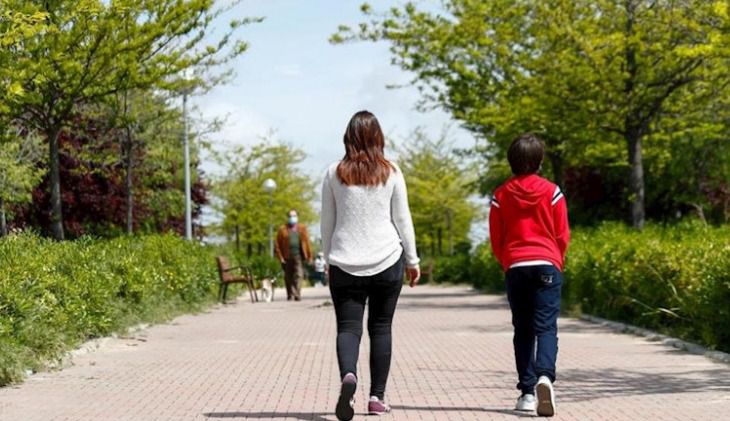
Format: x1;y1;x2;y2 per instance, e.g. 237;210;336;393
489;174;570;271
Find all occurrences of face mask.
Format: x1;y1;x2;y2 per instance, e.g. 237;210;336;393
288;216;298;225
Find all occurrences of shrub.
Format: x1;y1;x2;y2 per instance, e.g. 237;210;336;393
432;253;471;284
564;221;730;352
230;252;283;280
0;233;218;386
426;221;730;352
426;244;504;293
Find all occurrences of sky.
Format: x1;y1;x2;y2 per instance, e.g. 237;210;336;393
194;0;487;240
195;0;475;177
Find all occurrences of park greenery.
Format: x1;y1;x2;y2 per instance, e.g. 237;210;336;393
0;0;728;387
392;129;480;257
332;0;730;352
210;137;317;254
332;0;730;227
0;0;261;385
0;0;260;239
0;128;45;236
428;222;730;353
0;233;219;386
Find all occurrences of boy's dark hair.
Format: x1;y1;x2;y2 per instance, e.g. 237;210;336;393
507;133;545;175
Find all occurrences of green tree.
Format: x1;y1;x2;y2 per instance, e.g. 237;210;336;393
72;94;211;236
333;0;730;229
89;90;201;235
2;0;259;239
0;6;47;235
0;128;45;236
393;129;479;256
134;99;213;236
553;0;728;229
211;137;316;254
0;7;46;114
646;82;730;223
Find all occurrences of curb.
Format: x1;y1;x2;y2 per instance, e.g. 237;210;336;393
36;297;233;379
580;314;730;365
42;323;151;373
30;301;232;378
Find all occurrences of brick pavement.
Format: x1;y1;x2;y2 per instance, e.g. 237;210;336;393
1;285;728;420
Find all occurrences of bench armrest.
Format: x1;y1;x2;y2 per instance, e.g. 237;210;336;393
224;264;254;279
222;265;247;272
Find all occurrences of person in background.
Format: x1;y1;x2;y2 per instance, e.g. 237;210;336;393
275;209;313;301
321;110;420;421
489;133;570;417
313;251;327;287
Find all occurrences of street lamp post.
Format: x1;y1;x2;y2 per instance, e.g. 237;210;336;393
182;69;194;241
262;178;277;258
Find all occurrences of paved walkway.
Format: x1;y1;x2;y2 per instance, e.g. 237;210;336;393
1;286;728;420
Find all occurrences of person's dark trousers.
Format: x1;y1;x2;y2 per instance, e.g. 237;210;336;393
505;264;562;396
284;254;303;301
329;254;404;400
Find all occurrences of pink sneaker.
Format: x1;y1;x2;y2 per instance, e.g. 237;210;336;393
335;373;357;421
368;396;391;415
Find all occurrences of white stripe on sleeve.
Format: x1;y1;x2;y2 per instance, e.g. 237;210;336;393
550;187;563;205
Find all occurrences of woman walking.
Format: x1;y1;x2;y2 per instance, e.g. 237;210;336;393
320;111;420;420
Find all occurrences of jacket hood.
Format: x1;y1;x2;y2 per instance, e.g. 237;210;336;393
503;174;550;209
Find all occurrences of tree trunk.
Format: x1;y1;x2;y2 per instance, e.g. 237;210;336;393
547;151;564;189
123;91;135;235
235;225;240;251
446;210;453;256
437;227;443;256
124;131;134;235
623;0;644;230
0;197;7;237
626;131;645;229
48;126;64;240
247;233;252;257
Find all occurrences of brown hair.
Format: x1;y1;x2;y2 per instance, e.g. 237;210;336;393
336;111;394;186
507;133;545;175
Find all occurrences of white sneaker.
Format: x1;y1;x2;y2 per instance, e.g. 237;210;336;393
515;393;536;411
536;375;556;417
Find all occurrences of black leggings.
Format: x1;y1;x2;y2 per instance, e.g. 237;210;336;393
329;254;404;400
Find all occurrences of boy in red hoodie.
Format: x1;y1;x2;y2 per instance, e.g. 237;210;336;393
489;133;569;417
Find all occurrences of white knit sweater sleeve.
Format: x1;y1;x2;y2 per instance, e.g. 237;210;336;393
320;166;336;263
391;168;420;268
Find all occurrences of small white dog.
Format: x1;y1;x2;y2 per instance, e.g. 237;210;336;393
259;278;275;302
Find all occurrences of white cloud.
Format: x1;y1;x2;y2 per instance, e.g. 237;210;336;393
200;101;271;146
196;100;274;176
194;0;485;233
273;63;302;77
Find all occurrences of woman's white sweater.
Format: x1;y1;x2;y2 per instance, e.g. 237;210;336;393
320;161;420;276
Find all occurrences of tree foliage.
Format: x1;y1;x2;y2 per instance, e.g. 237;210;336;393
333;0;730;227
9;108;208;238
211;137;316;254
0;128;45;236
392;129;480;256
1;0;259;239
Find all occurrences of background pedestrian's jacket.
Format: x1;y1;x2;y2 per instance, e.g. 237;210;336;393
489;174;570;271
275;224;312;262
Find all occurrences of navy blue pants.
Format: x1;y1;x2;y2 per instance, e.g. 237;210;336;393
506;265;562;395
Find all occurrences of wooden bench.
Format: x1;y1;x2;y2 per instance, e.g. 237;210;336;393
215;256;257;303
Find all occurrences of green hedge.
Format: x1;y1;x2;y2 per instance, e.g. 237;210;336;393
427;222;730;352
564;222;730;352
426;244;504;293
0;233;218;386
